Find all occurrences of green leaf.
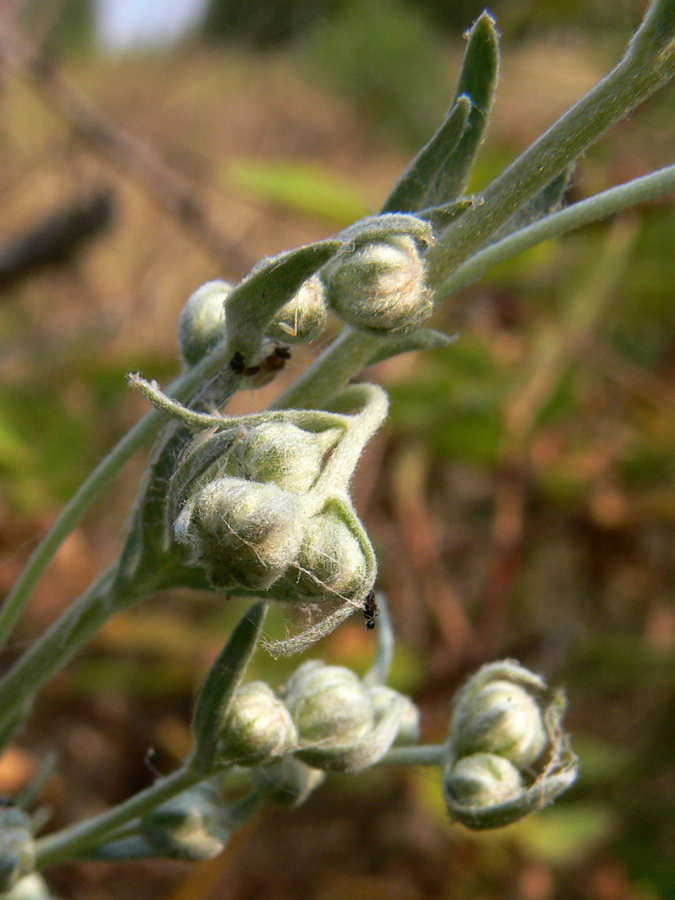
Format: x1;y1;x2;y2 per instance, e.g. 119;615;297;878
225;160;372;227
381;96;471;213
437;11;500;203
190;601;268;775
227;239;341;351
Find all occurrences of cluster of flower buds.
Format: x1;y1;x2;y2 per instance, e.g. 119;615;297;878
176;214;435;375
216;661;418;774
166;384;387;643
442;661;578;830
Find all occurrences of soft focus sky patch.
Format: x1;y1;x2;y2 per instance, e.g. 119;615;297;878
96;0;209;51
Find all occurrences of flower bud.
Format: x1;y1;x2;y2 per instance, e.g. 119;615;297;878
178;280;232;367
0;807;35;893
283;662;403;771
444;753;524;809
141;784;229;861
284;508;369;602
444;662;580;830
174;478;305;590
218;681;298;766
266;275;328;344
322;234;432;336
284;662;372;751
450;679;547;769
369;686;420;746
253;756;326;807
234;422;325;494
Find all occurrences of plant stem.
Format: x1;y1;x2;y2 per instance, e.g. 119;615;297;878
427;0;675;283
379;744;448;767
34;766;200;869
0;340;241;651
269;327;383;411
0;564;162;750
436;162;675;302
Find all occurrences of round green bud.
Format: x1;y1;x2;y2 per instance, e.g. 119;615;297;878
444;753;524;809
266;275;328;344
369;686;420;746
252;756;326;807
174;477;306;590
322;235;432;336
219;681;298;766
451;679;547;769
141;784;229;861
285;508;368;602
234;422;325;493
283;662;374;767
178;280;232;367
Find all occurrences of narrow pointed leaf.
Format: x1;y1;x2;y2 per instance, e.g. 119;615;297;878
431;11;500;204
190;602;268;774
381;96;471;213
227;241;340;351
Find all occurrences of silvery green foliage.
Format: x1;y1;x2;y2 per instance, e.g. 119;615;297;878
16;0;675;870
443;661;578;830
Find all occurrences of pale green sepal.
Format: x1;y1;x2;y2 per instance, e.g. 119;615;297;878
380;97;472;213
418;198;475;232
189;602;268;775
433;11;500;204
337;213;433;248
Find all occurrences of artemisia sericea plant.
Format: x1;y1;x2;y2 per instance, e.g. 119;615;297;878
1;2;675;894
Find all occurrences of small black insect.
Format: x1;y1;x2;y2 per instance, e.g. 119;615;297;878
229;351;245;374
363;590;379;630
261;345;291;375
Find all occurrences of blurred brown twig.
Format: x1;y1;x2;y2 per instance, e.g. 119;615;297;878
0;21;252;278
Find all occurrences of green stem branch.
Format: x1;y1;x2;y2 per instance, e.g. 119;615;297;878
436;162;675;301
428;0;675;283
34;766;200;869
379;744;448;767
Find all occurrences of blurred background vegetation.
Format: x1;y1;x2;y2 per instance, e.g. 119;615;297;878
1;0;675;898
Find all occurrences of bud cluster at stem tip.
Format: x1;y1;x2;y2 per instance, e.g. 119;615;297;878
167;386;386;643
442;660;579;830
214;661;419;774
